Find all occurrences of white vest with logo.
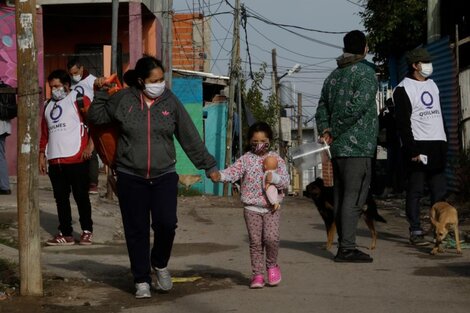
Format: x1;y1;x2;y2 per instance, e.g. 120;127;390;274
44;90;84;159
72;73;96;101
397;77;446;141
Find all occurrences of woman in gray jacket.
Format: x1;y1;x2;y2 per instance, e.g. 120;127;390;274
88;56;218;298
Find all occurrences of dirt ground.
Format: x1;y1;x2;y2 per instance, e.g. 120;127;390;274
1;190;470;313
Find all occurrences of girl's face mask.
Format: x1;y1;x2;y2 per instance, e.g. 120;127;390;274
251;142;270;155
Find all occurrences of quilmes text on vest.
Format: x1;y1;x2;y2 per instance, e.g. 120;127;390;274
49;122;67;132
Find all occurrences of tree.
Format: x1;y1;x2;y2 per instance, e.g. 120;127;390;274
359;0;427;65
242;62;279;129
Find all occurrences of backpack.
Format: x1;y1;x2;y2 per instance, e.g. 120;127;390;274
0;81;17;120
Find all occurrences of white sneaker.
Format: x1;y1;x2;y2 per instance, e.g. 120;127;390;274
135;282;151;299
154;267;173;291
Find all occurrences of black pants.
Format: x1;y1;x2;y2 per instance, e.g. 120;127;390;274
116;171;179;284
406;170;446;234
88;149;99;186
48;162;93;236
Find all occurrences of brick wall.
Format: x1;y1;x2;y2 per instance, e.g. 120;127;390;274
172;13;206;71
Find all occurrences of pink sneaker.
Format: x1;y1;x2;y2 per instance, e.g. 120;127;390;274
249;274;265;289
267;265;281;286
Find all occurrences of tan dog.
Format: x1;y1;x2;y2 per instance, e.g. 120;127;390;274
430;201;462;255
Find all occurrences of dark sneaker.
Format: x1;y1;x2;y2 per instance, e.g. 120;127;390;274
153;267;173;291
409;234;429;246
79;231;93;245
46;233;75;246
334;249;373;263
88;184;98;195
0;189;11;195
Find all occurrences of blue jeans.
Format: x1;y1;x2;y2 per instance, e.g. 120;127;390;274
116;171;179;284
406;170;446;234
0;134;10;190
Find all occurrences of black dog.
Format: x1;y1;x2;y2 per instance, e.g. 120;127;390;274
305;177;386;250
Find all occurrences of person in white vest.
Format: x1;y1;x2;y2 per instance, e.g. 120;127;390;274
39;69;95;246
67;57;105;195
393;47;447;246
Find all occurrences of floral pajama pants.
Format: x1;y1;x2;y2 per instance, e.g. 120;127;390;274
244;208;280;275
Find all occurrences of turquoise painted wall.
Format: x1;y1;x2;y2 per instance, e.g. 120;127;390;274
203;102;228;196
172;77;205;192
172;77;228;195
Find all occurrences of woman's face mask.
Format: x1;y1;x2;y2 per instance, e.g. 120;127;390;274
144;81;166;99
419;62;433;78
251;142;270;155
52;87;67;101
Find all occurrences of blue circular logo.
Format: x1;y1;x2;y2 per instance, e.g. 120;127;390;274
50;103;62;123
421;91;433;109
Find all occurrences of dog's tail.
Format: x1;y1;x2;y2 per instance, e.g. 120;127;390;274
365;194;387;223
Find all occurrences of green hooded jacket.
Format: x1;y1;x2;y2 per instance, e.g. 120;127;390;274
315;54;378;158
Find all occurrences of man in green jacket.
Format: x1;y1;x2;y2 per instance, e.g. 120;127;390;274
315;30;378;263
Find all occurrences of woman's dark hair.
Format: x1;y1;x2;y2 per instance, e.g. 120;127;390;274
47;69;71;87
123;69;138;87
132;55;165;89
245;122;273;150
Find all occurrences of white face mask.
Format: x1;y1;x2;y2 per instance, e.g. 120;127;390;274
419;63;433;78
52;87;67;101
72;74;82;83
144;81;166;99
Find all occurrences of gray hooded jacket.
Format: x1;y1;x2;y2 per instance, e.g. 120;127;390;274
87;88;217;178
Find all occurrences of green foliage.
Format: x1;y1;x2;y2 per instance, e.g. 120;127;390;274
359;0;427;64
242;63;280;130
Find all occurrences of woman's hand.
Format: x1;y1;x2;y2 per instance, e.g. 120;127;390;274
210;171;221;182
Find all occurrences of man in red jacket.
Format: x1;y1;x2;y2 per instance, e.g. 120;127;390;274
40;69;94;246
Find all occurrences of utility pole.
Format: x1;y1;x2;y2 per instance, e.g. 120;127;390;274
224;0;240;196
162;0;173;88
15;0;43;296
272;48;283;157
106;0;119;200
297;93;303;193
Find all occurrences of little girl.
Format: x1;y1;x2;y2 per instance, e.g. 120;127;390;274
211;122;289;288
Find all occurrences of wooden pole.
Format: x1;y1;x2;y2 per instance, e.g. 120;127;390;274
223;0;240;196
15;0;43;296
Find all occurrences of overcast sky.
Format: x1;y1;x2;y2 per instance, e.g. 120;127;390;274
173;0;366;127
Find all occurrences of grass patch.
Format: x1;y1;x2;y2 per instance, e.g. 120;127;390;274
0;258;19;291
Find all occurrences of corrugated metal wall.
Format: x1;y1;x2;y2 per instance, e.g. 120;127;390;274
395;37;460;192
460;69;470;151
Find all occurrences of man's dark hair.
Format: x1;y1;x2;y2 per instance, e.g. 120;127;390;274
67;57;82;70
48;69;71;86
343;30;366;55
